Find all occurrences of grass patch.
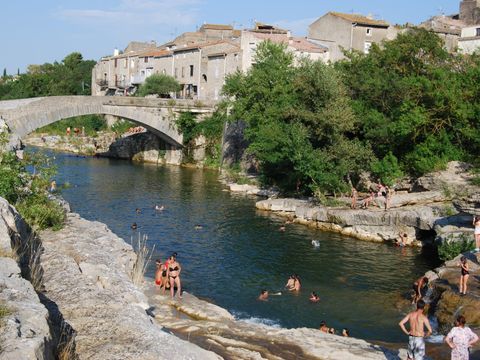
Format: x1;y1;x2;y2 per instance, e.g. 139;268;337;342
0;302;11;319
130;233;154;286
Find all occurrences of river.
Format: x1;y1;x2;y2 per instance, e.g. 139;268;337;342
45;150;440;344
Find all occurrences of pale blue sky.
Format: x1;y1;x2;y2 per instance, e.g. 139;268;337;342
1;0;460;74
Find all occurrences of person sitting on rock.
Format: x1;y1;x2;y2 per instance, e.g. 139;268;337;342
258;289;269;301
361;192;375;209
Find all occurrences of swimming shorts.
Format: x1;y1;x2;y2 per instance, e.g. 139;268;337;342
155;279;161;285
407;335;425;360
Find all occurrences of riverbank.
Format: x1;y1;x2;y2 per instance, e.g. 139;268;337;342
254;162;479;247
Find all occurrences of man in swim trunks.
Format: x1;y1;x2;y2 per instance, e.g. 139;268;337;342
399;300;432;360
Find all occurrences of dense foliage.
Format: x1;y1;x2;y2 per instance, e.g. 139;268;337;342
0;135;65;230
223;31;480;195
0;52;95;99
337;28;480;176
137;74;181;97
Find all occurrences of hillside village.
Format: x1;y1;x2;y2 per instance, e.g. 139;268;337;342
92;0;480;101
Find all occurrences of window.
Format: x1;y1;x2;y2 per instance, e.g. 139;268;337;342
174;68;178;78
144;57;148;63
476;27;480;37
364;41;372;54
114;59;118;67
181;67;185;78
234;53;239;61
124;59;128;68
189;65;194;77
130;59;135;69
366;28;372;36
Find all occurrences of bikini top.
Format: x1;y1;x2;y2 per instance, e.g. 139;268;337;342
169;266;179;271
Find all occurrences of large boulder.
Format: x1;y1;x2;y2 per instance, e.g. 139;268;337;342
414;161;474;193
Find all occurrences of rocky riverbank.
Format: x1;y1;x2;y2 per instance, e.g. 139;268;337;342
255;162;479;247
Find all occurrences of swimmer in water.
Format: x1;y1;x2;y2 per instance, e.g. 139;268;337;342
279;225;286;232
131;222;138;230
312;240;320;247
285;275;295;290
194;224;203;230
135;208;141;214
290;274;301;292
309;292;320;303
319;321;329;333
258;289;269;301
155;205;165;211
342;328;350;337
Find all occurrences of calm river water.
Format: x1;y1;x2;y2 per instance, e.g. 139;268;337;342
45;151;440;343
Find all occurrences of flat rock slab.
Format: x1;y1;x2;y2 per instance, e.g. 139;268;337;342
38;213;220;360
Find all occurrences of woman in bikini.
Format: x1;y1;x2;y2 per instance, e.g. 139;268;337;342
459;256;469;295
167;255;182;298
474;215;480;252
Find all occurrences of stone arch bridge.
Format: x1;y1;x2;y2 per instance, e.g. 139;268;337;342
0;96;217;149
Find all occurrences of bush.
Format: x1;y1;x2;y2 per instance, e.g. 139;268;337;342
438;235;475;261
110;119;135;135
0;136;65;231
137;74;180;97
371;152;403;186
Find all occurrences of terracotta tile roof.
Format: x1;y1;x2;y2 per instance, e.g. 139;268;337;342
289;37;328;53
138;49;172;57
329;12;390;27
173;39;238;53
200;24;233;31
248;32;326;54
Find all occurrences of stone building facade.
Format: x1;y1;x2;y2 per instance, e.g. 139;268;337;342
458;24;480;53
308;12;398;62
91;24;327;99
460;0;480;25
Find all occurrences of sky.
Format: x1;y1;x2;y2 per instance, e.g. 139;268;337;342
1;0;461;74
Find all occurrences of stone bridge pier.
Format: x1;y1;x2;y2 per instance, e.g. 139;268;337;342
0;96;217;164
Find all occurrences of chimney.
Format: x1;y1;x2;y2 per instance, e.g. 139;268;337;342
113;48;120;56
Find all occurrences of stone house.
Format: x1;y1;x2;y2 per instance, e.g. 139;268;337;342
460;0;480;25
419;16;466;52
458;24;480;53
308;12;397;62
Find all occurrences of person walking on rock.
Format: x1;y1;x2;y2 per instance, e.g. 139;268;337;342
351;187;358;209
473;216;480;252
399;300;432;360
445;315;479;360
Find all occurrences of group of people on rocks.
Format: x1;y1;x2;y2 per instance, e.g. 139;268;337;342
350;182;394;211
154;252;182;299
126;126;145;134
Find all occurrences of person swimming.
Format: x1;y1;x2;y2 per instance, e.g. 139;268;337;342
285;275;295;290
319;321;329;333
312;240;320;248
258;289;269;301
135;208;141;214
194;224;203;230
279;225;286;232
309;292;320;302
131;222;138;230
155;205;165;211
290;274;301;292
342;328;350;337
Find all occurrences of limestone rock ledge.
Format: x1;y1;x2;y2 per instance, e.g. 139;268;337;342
38;213;220;360
0;197;53;360
148;291;408;360
0;258;54;360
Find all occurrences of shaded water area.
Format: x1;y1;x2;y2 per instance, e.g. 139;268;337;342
43;150;441;343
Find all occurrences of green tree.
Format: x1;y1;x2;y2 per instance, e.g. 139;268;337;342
2;68;6;78
137;74;181;97
337;28;480;175
223;41;372;194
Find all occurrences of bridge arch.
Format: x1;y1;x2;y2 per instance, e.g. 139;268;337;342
0;96;217;149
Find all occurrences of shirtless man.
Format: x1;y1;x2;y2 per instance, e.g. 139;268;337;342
399;300;432;360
